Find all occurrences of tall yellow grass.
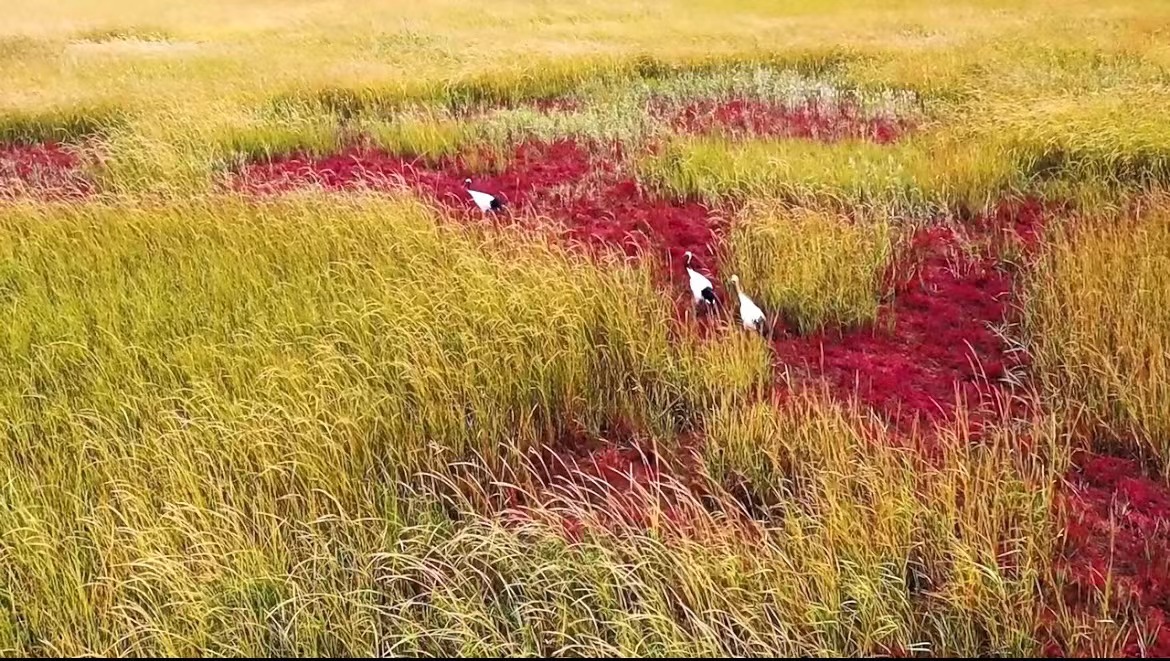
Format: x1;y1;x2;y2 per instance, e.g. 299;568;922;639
0;195;770;482
720;204;896;333
1025;204;1170;474
699;393;1069;656
0;193;769;654
0;190;1072;655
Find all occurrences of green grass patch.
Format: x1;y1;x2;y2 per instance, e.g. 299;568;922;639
0;104;127;145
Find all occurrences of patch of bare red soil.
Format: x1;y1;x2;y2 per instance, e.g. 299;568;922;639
0;141;93;200
653;98;913;143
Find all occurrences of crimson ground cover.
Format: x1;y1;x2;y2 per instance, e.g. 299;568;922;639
770;201;1043;437
1052;450;1170;656
0;141;93;199
234;139;725;298
233;127;1170;656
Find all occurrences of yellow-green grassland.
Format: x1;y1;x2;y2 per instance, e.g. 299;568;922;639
2;0;1170;656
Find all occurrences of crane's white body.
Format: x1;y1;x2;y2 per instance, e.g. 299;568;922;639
730;275;766;333
686;267;714;304
736;290;766;331
468;188;497;212
683;251;716;306
465;178;503;212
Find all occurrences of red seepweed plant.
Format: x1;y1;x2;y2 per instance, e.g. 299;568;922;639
0;141;94;200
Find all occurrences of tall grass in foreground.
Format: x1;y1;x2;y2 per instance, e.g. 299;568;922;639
696;393;1070;655
0;192;774;654
0;190;1086;656
720;204;896;334
1024;205;1170;474
0;378;1072;655
0;193;768;488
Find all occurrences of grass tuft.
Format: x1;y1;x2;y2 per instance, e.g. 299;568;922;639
1024;203;1170;474
721;204;896;334
0;104;127;145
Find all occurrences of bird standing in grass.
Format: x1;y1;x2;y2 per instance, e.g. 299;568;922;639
464;178;505;213
729;274;767;334
684;251;717;309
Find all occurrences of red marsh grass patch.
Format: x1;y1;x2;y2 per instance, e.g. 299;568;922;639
1051;450;1170;657
769;198;1046;436
653;98;914;143
0;141;94;200
233;138;726;298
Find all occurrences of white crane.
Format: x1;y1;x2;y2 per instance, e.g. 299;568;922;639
464;178;505;213
729;274;767;334
683;251;717;308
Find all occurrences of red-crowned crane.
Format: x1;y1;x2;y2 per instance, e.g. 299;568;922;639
729;274;767;334
464;178;505;213
684;251;717;308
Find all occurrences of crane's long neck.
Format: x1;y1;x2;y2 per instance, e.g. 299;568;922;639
730;281;749;305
